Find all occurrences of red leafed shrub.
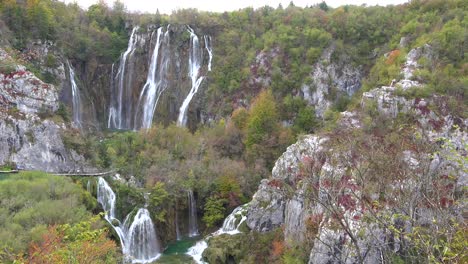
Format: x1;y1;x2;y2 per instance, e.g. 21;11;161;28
268;179;283;188
338;194;357;211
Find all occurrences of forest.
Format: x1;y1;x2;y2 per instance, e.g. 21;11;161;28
0;0;466;263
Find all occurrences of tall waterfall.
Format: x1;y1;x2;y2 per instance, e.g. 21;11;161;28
204;35;213;72
67;61;82;129
175;208;181;240
135;26;171;130
188;190;199;237
177;26;205;127
108;26;139;130
97;177;161;263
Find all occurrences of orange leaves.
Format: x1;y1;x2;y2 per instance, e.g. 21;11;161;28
271;240;285;258
385;50;401;65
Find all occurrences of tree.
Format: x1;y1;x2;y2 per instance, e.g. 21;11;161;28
245;90;279;148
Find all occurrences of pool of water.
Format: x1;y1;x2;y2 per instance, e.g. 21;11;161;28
154;236;201;263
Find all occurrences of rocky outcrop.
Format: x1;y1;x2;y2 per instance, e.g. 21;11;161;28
302;45;362;117
246;135;327;240
245;45;467;263
0;48;88;172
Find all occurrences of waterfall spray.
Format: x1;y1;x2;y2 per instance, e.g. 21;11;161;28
177;26;205;127
67;61;82;129
187;190;199;237
97;177;161;263
108;26;139;129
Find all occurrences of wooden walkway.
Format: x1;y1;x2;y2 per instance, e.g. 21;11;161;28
0;170;19;173
51;169;117;177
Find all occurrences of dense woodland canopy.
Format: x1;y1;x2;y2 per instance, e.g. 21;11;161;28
0;0;466;263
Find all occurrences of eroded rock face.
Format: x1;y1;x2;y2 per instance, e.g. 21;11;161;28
0;48;88;172
246;135;327;238
302;45;362;117
246;46;467;264
0;115;86;172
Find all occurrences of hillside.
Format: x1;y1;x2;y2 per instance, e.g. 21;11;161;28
0;0;466;263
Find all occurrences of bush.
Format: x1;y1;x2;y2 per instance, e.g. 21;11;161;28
0;171;91;261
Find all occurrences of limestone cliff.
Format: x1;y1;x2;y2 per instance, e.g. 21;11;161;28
0;48;89;172
245;46;467;263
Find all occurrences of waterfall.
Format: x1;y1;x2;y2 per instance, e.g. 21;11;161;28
177;26;205;127
204;35;213;71
67;61;82;129
86;180;91;193
108;26;139;130
135;26;171;130
126;208;161;263
214;205;247;235
97;177;161;263
108;63;116;128
175;208;181;240
188;190;199;237
186;240;208;264
186;204;248;263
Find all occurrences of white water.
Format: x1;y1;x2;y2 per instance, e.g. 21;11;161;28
67;61;82;129
177;26;205;127
188;190;199;237
186;204;248;263
204;35;213;71
127;208;161;263
108;27;139;129
214;205;247;235
175;208;181;240
187;240;208;264
97;177;161;263
135;27;171;130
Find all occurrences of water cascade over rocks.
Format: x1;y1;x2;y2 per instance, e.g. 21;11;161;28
67;61;82;129
187;189;199;237
177;26;206;127
135;26;170;130
108;25;213;130
214;205;247;235
96;177;161;263
108;26;140;130
186;204;248;263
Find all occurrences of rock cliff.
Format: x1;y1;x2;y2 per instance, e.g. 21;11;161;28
245;46;467;263
0;48;88;172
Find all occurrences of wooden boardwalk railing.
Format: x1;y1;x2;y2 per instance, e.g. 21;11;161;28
51;169;117;177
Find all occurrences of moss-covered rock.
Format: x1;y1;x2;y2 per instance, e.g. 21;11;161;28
203;234;248;264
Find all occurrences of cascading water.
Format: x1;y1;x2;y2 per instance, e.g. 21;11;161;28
67;61;82;129
97;177;161;263
135;26;171;130
214;205;247;235
186;204;248;263
126;208;161;263
108;26;139;130
87;180;91;193
203;35;213;72
175;208;181;240
177;26;205;127
187;190;199;237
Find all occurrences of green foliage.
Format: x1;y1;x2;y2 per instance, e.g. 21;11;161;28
56;103;70;123
24;215;119;263
0;171;91;261
202;196;227;228
148;182;169;222
245;90;279;148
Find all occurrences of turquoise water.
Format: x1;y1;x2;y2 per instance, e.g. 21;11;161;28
154;236;200;263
